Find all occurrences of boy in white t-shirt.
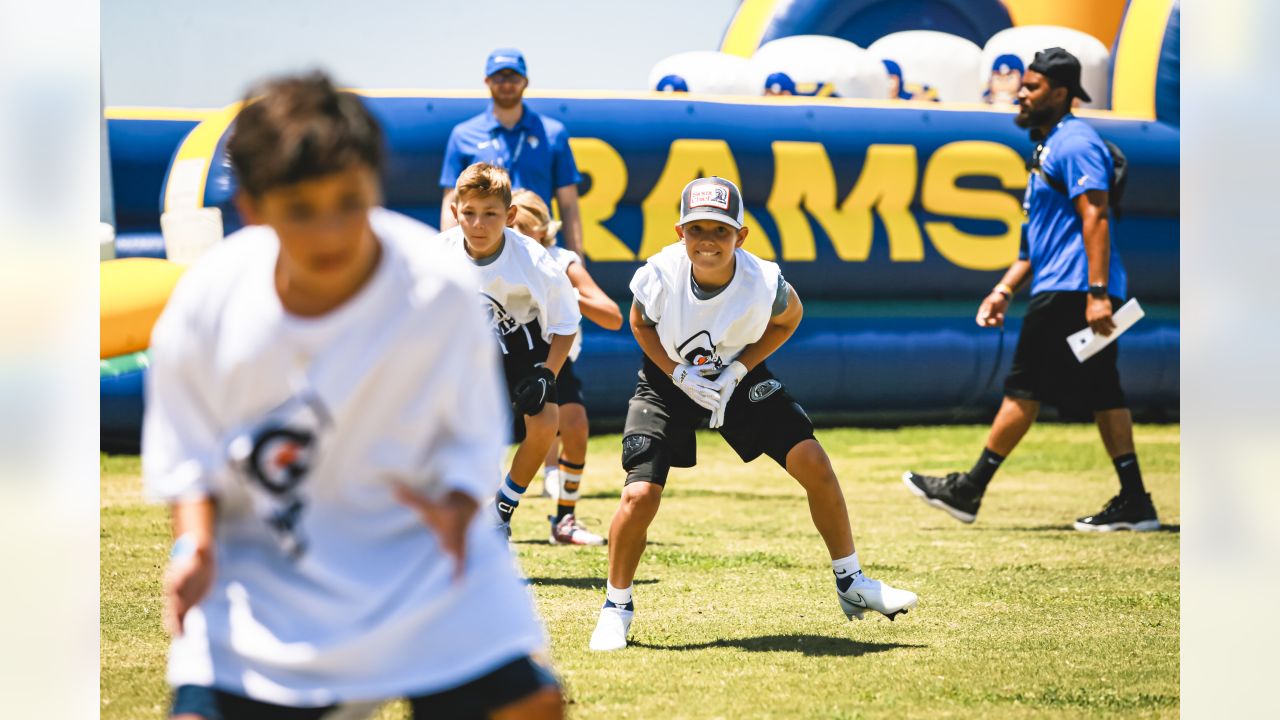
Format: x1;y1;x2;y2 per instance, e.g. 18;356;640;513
589;177;919;651
143;73;562;719
509;190;622;546
436;164;580;536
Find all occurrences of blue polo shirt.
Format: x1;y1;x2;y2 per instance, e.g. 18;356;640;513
439;104;581;207
1020;114;1128;298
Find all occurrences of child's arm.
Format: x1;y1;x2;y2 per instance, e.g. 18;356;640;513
734;284;803;371
165;497;217;635
566;262;623;330
545;332;576;376
630;300;677;376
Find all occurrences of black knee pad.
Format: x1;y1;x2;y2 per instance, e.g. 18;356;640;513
621;434;670;487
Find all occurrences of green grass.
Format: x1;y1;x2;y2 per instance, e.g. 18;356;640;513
101;424;1179;719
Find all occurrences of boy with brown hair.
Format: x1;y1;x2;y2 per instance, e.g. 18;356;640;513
145;71;562;719
437;164;580;536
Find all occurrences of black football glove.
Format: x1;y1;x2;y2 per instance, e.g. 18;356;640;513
512;365;556;416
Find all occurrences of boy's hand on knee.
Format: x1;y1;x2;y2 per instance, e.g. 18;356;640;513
709;361;748;429
513;365;557;416
671;363;720;411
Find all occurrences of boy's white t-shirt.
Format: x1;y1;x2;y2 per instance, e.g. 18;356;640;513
142;208;546;706
629;242;782;369
547;245;583;362
436;226;579;353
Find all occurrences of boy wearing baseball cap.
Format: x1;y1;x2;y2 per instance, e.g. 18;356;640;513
588;177;919;651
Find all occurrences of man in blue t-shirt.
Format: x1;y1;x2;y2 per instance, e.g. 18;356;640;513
904;48;1160;532
440;48;584;257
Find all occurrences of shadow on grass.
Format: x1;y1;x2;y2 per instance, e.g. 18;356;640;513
629;634;923;657
960;524;1181;534
511;539;678;546
525;577;658;589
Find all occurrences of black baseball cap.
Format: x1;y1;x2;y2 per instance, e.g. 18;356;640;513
679;177;744;229
1028;47;1091;103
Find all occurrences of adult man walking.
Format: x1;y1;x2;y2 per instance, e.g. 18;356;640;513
903;48;1160;532
439;48;584;258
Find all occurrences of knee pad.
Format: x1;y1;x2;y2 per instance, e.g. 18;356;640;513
621;434;670;487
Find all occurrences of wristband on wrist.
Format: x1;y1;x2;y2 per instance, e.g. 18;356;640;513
994;283;1013;300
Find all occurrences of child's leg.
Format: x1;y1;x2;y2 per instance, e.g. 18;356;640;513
607;479;663;589
554;403;590;521
497;404;560;525
784;439;855;560
542;438;561;498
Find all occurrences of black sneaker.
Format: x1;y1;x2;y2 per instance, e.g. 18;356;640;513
902;471;982;523
1074;492;1160;532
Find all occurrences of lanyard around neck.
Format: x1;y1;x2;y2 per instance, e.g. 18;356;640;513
491;127;527;169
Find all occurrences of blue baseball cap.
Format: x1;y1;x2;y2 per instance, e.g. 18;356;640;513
656;74;689;93
764;72;796;94
992;53;1025;75
486;48;527;77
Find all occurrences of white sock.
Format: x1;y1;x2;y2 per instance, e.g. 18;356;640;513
606;581;632;606
499;475;525;505
544;466;560;486
832;552;861;578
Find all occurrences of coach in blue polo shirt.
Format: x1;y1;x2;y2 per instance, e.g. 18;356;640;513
440;48;584;257
905;47;1160;533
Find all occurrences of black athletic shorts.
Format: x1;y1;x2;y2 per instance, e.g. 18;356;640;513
620;357;815;486
170;655;558;719
556;357;585;407
1004;291;1127;414
500;320;558;443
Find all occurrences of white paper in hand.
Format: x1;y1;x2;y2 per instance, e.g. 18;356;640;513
1066;298;1144;362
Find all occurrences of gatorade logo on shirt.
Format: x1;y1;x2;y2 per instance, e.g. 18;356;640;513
677;330;722;368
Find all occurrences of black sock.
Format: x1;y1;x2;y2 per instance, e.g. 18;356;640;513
1113;453;1146;496
967;448;1005;490
494;490;518;524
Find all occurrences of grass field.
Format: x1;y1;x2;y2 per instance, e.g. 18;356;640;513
102;424;1179;719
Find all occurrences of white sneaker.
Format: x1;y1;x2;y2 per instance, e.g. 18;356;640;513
589;600;634;651
550;514;606;546
835;571;918;621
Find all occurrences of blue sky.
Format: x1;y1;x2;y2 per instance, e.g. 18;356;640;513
103;0;740;107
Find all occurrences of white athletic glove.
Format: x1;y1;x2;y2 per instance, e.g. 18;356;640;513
709;361;749;429
670;363;720;411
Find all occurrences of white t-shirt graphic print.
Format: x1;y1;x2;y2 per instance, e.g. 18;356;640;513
629;242;783;370
437;226;580;353
142;208;546;707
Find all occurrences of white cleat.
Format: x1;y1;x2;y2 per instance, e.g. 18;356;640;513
589;600;634;651
835;571;918;621
550;514;606;546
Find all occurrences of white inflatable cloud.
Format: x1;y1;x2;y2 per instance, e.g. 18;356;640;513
647;51;754;95
748;35;890;100
868;31;984;103
980;26;1112;109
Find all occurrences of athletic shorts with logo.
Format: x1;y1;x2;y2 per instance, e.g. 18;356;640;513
621;357;815;486
500;319;559;443
1004;291;1126;415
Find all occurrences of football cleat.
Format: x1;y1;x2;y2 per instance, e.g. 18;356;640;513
589;599;634;651
550;514;606;546
902;471;982;523
1074;492;1160;532
835;571;918;621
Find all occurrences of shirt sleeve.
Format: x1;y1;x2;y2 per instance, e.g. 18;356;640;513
141;279;229;503
439;127;468;190
550;127;582;190
771;274;791;316
1055;136;1110;200
418;279;509;503
632;298;656;326
534;247;582;336
628;264;664;324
